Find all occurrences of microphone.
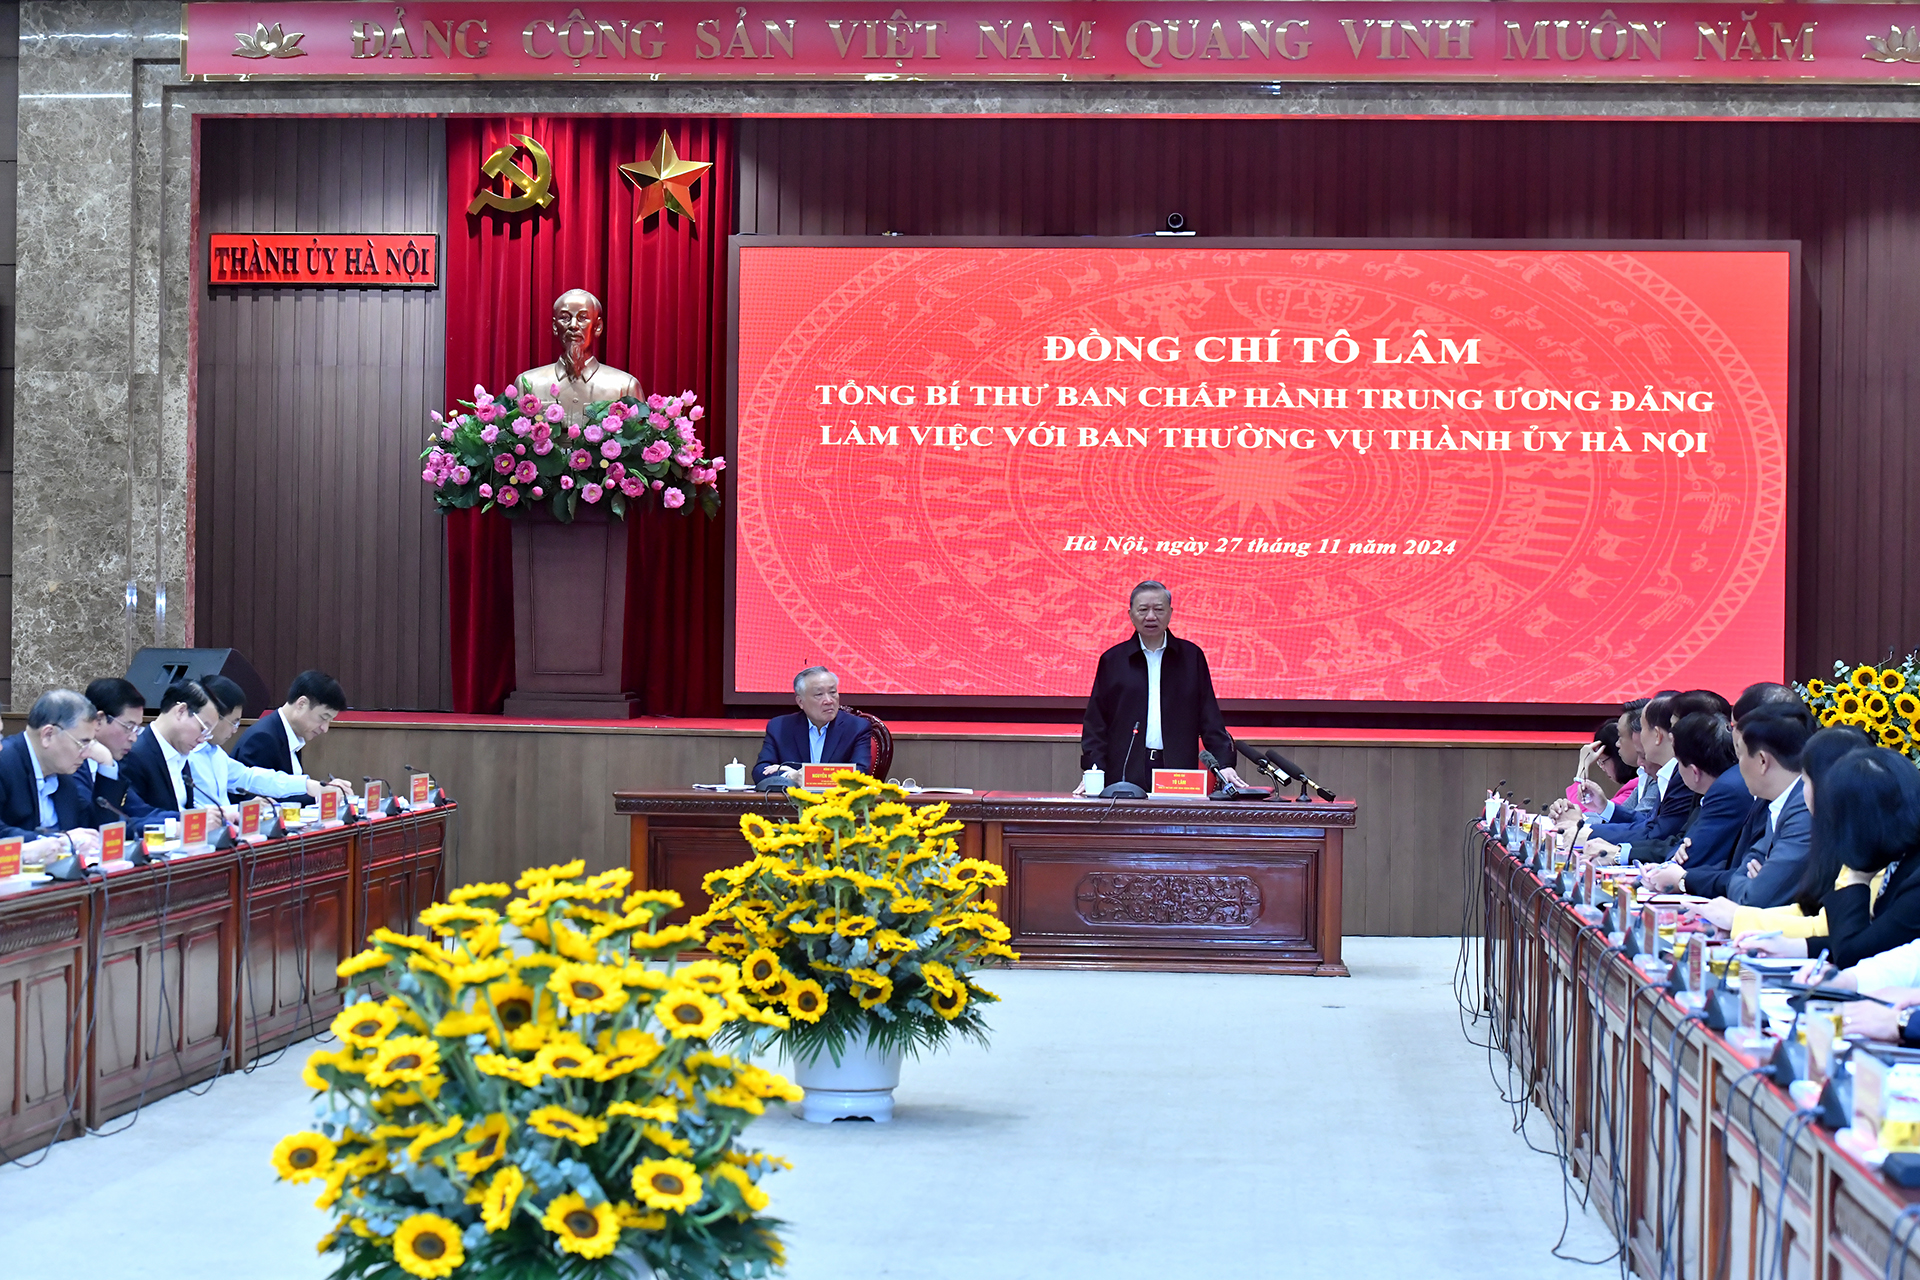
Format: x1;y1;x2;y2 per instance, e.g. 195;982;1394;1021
1202;748;1271;802
1100;722;1147;799
1266;748;1338;802
1239;741;1294;786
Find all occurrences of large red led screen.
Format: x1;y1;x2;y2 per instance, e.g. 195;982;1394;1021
729;240;1791;705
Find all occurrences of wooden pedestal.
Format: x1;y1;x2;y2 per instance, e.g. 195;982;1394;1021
505;505;639;718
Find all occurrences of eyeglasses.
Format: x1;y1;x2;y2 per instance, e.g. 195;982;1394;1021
192;711;217;741
58;728;96;753
103;715;141;736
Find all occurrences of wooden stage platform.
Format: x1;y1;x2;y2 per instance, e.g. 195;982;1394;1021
304;713;1583;936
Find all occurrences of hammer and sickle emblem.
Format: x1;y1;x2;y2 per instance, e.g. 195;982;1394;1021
466;134;555;216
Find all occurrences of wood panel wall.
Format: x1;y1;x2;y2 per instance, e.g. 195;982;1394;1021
194;118;450;710
305;721;1574;936
736;116;1920;682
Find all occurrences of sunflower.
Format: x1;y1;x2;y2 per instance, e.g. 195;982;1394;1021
1819;707;1842;727
632;1157;704;1212
640;1123;693;1155
454;1113;512;1176
528;1104;608;1146
473;1052;542;1087
739;813;777;846
755;971;793;1002
657;987;727;1039
675;959;740;995
480;1164;527;1232
1885;669;1909;695
596;1027;664;1077
615;1203;669;1230
622;888;685;915
1868;692;1893;720
889;894;933;914
405;1114;467;1164
947;857;1009;888
516;859;586;890
540;1192;621;1258
786;978;828;1022
336;947;391;979
534;1040;605;1078
1839;692;1864;717
835;914;879;938
392;1214;465;1279
1882;723;1908;749
848;967;893;1010
1854;665;1880;691
920;961;959;994
448;881;512;906
548;962;628;1015
608;1098;680;1123
417;902;498;935
1898;694;1920;721
270;1131;336;1183
331;1001;399;1048
929;983;970;1019
486;979;538;1030
1806;679;1829;699
433;1009;499;1044
741;948;785;990
712;1162;772;1212
706;1084;765;1115
366;1036;440;1086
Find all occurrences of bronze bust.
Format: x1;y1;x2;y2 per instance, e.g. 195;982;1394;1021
516;288;642;423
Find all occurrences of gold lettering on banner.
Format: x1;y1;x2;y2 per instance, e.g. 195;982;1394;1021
467;134;555;216
1697;10;1768;61
1771;21;1816;61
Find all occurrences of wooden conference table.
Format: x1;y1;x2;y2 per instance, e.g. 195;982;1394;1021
0;805;451;1157
615;789;1354;975
1483;832;1920;1279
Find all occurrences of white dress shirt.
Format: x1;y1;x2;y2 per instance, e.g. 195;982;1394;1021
1767;777;1799;833
808;721;827;763
189;741;310;805
156;731;196;809
1850;936;1920;995
1142;638;1166;750
282;712;307;773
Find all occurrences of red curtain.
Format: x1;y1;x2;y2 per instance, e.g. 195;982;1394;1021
444;117;733;715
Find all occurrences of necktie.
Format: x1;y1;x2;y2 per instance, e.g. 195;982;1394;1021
181;763;197;808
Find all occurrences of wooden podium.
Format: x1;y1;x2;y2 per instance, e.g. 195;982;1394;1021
613;791;1351;975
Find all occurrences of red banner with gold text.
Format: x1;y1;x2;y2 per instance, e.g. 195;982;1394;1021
187;2;1920;84
729;239;1790;706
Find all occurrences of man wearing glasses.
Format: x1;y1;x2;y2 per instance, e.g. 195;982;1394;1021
74;676;172;834
0;689;106;863
119;680;228;822
191;674;348;805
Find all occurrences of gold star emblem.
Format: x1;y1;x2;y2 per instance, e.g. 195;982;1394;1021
618;132;714;224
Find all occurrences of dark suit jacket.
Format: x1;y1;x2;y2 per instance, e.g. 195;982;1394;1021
74;758;174;834
1727;778;1812;907
120;727;198;816
1590;763;1699;849
1630;768;1752;869
233;708;299;777
0;732;95;840
1805;851;1920;970
1081;632;1232;789
752;711;874;783
1680;797;1771;898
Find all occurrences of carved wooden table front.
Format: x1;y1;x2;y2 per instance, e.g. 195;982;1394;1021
613;791;1353;976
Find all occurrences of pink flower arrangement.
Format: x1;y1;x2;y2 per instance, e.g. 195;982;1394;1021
422;384;724;522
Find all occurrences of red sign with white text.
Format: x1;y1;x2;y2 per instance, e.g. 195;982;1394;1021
240;799;264;838
186;3;1920;83
182;809;210;848
1151;769;1210;797
209;234;438;287
0;837;20;876
730;240;1791;707
101;822;125;864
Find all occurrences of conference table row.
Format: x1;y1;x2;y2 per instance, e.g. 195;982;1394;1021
0;805;451;1158
1483;834;1920;1280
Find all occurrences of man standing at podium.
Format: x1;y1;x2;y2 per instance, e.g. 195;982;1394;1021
1081;581;1247;793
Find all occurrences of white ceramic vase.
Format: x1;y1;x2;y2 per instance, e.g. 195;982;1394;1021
788;1039;904;1123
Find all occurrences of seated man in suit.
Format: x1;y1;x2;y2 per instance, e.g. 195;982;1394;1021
1648;701;1812;901
1580;691;1722;860
193;675;345;805
232;670;352;798
0;689;105;864
120;680;224;819
1628;712;1751;869
753;666;873;785
73;677;173;834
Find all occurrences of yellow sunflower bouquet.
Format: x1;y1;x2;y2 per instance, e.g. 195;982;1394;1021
697;771;1018;1065
271;861;795;1280
1798;656;1920;762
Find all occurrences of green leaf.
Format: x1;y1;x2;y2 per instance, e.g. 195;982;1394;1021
610;492;627;519
551;491;569;522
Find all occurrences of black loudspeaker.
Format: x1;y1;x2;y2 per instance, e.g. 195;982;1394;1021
126;648;272;717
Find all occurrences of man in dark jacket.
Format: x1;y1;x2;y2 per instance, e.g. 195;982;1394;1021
1079;580;1248;793
752;667;873;784
232;670;351;797
0;689;104;863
